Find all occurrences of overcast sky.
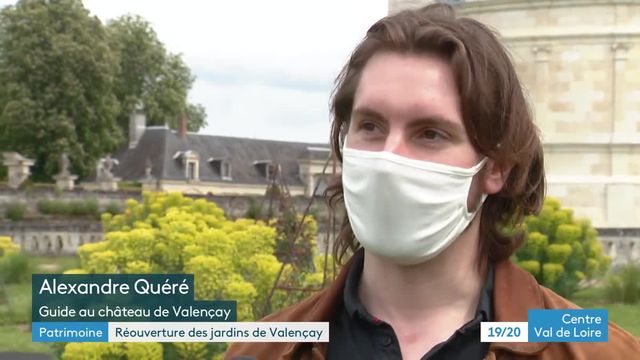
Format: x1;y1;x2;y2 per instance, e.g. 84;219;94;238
1;0;389;143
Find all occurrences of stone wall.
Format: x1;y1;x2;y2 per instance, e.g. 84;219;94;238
1;221;103;255
0;188;339;255
0;187;141;217
600;229;640;268
0;187;333;220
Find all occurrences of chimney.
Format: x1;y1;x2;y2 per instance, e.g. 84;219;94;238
178;116;188;139
129;102;146;149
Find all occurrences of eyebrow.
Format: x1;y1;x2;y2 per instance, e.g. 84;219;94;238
351;106;465;135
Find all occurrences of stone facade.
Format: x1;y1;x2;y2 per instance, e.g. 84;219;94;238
388;0;640;231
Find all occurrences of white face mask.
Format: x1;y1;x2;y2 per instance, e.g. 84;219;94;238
342;145;487;266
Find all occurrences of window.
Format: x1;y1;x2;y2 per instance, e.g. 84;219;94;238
254;160;276;181
208;157;232;181
221;161;232;180
187;161;196;180
175;150;199;181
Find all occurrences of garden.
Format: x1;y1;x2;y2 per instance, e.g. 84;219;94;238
0;194;638;359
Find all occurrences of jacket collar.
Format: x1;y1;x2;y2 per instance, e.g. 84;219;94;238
280;252;357;359
281;250;550;358
488;259;549;355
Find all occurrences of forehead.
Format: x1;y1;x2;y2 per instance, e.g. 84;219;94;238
353;51;462;125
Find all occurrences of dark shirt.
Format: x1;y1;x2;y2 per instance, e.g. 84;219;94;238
326;251;494;360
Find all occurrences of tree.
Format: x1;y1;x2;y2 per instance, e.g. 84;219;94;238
106;15;207;133
513;197;611;297
63;192;331;358
0;3;207;180
0;0;122;180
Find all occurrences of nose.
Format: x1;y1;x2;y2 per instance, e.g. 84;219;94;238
383;131;411;157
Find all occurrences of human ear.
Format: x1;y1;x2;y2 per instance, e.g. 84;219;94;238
483;158;510;195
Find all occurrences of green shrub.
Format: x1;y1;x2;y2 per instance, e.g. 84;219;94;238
174;343;208;360
103;201;123;215
512;197;610;297
85;199;99;217
605;264;640;304
37;199;64;214
546;244;573;264
542;263;565;286
0;253;30;284
245;198;263;220
518;260;541;277
37;199;100;217
68;199;98;216
4;202;26;221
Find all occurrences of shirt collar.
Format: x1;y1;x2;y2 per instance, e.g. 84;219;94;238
281;250;551;359
343;250;370;321
343;250;494;324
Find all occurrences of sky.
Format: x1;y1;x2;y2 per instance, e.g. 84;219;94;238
0;0;389;144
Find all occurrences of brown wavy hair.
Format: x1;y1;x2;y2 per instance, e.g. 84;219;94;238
325;3;546;265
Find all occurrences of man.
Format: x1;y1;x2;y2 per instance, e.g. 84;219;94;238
225;4;640;359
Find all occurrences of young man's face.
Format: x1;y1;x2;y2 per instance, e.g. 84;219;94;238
345;51;505;208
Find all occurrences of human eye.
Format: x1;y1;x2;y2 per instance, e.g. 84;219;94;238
421;128;448;142
357;119;381;134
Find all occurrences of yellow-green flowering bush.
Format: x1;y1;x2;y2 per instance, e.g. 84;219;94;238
62;342;162;360
0;236;18;256
63;192;331;359
514;197;610;297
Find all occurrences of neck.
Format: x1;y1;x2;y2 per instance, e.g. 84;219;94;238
358;215;487;326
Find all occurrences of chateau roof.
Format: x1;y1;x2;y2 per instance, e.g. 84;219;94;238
110;128;331;186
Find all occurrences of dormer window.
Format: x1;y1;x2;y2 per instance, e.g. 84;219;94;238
187;162;197;180
208;157;232;181
174;150;199;181
222;161;232;180
254;160;277;181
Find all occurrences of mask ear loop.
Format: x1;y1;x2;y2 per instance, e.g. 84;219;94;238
464;192;488;220
471;157;489;174
464;157;489;218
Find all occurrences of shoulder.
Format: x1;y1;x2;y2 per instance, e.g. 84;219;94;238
224;252;358;359
493;262;639;357
538;286;640;357
224;287;338;360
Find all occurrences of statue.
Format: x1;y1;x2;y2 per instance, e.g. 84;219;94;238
141;158;159;192
58;153;70;177
53;153;78;191
97;155;119;180
94;155;121;191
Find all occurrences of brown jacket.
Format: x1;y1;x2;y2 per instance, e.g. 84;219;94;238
225;255;640;360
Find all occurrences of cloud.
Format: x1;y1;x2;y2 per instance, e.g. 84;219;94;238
191;80;332;143
195;69;332;93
